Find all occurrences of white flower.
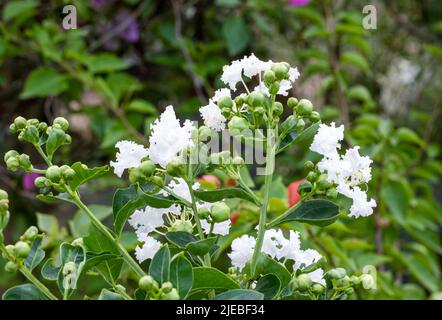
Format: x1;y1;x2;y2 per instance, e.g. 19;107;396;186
110;140;149;177
345;186;377;218
262;229;289;260
293;248;322;270
201;219;231;236
147;106;195;168
221;59;243;90
161;178;199;203
340;147;373;186
128;207;165;240
310;122;344;158
135;235;161;263
242;54;269;78
288;67;300;82
228;235;256;270
360;274;376;290
308;268;326;286
212;88;232;103
199;101;226;131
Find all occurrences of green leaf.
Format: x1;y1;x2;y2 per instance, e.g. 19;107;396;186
69;205;112;237
252;254;291;287
85;53;128;73
3;0;38;22
222;15;250;56
41;259;60;281
2;284;48;300
254;274;281;300
277;122;320;154
36;193;74;204
113;184;184;237
185;237;217;256
166;231;199;248
341;51;370;74
268;199;340;228
193;188;259;205
68;162;109;191
213;289;264;300
293;7;324;26
347;85;372;102
20;67;68;99
98;289;124;300
381;179;411;224
45;127;67;159
170;254;193;299
192;267;240;291
56;243;86;295
126;99;157;114
24;235;45;272
149;245;170;284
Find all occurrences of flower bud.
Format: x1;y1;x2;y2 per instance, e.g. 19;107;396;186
234;93;247;107
0;199;8;211
232;156;244;166
271;63;289;80
296;274;312;292
287;97;299;109
53;117;69;131
273;102;283;117
311;283;324;294
18;154;32;171
254;106;265;116
328;268;346;279
21;226;38;241
34;176;50;189
360;274;376;290
5;261;18;273
210;202;230;222
296;99;313;116
309;111;321;123
306;171;318;183
5;244;15;257
139;160;156;177
197;207;210;219
4;150;19;163
247;92;265;108
350;275;360;285
0;190;8;201
263;70;276;86
326;188;338;199
9;124;17;133
166;157;186;177
345;287;354;295
15;241;31;258
27;119;39;127
304;161;314;170
221;107;232;118
218;96;233;110
22;125;40;144
46;166;62;182
151;175;164;187
129;167;146;184
161;281;173;294
228;116;248;136
62;168;76;181
38;122;48;132
336;275;350;288
317;174;331;189
169;219;193;233
65;134;72;144
295;118;305;131
139;275;158;291
62;261;77;276
72;238;84;246
6;157;20;172
198;126;212;142
14;117;27;130
298;181;313;195
269;82;280;95
161;288;179;300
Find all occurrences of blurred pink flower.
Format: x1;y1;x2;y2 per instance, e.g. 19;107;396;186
289;0;310;6
22;172;41;192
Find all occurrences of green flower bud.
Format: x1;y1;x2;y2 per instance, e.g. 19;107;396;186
311;283;324;294
228;116;248;135
0;199;9;211
273;102;283;117
317;174;331;189
5;261;18;273
210;202;230;222
197;207;210;219
46;166;62;182
65;134;72;144
360;274;376;290
263;70;276;86
166;157;186;177
345;287;354;295
296;99;313;116
34;177;50;189
62;168;76;181
161;282;173;294
269;82;280;95
38;122;48;132
4;150;19;163
254;106;265;116
18;154;32;171
350;275;360;285
139;275;158;291
247;92;265;108
53;117;69;131
138;160;155;177
326;188;338;199
304;161;314;170
62;261;77;276
287;97;299;109
336;275;350;288
218;96;233;110
15;241;31;258
221;107;232;118
9;124;17;133
328;268;346;279
22;125;40;144
298;181;313;195
198;126;212;142
0;189;8;200
234;93;247;107
309;111;321;123
5;244;15;257
232;156;244;166
161;288;179;300
27;119;39;127
6;157;20;172
129;167;146;184
72;238;84;246
306;171;318;182
295;118;305;131
297;274;312;292
271;63;289;80
151;175;164;187
14;117;27;130
169;219;193;233
21;226;38;241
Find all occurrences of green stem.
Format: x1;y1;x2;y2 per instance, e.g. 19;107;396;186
34;144;52;166
114;285;133;300
237;174;262;205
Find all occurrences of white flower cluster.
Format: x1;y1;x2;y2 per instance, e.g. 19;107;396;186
110;106;196;177
229;229;325;285
130;178;231;263
199;54;300;131
310;123;376;218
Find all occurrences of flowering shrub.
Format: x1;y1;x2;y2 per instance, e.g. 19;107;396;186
0;56;379;300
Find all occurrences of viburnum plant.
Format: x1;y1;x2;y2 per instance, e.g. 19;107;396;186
1;55;378;300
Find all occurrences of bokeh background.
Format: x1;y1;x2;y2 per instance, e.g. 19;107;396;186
0;0;441;299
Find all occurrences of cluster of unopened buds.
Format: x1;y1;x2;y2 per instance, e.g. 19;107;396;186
138;275;180;300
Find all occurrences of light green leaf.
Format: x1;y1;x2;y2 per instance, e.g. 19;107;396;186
98;289;124;300
222;16;250;56
20;67;68;99
192;267;240;291
2;284;48;300
193;188;259;205
68;162;109;191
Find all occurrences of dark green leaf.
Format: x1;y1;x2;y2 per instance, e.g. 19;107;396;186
185;237;217;256
193;188;259;205
254;274;281;300
68;162;109;191
149;245;170;284
24;235;45;272
222;15;250;55
381;179;411;224
166;231;199;248
277;122;320;154
252;254;291;287
170;254;193;299
41;259;60;281
192;267;240;291
213;289;264;300
2;284;48;300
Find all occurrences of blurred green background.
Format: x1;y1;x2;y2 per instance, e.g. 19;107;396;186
0;0;441;299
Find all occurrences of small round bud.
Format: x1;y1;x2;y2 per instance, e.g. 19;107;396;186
271;63;289;80
336;275;350;288
166;157;186;177
304;161;314;170
287;97;299;109
5;261;18;273
139;160;156;177
263;70;276;85
311;283;324;294
62;261;77;276
254;106;265;116
345;287;354;295
298;181;313;195
232;156;244;166
296;274;312;292
64;134;72;144
328;268;346;279
139;275;158;291
22;125;39;144
161;281;173;294
38;122;48;132
15;241;31;258
72;238;84;246
129;168;145;184
218;96;233;110
306;171;318;183
247;92;265;108
360;274;376;290
151;175;164;187
197;207;210;219
228;116;249;135
350;275;360;285
326;188;338;199
14;117;27;130
269;82;280;95
296;99;313;116
161;288;179;300
22;226;38;241
62;168;76;181
234;93;247;107
210;202;231;222
295;119;305;131
0;190;8;200
0;199;9;211
198;126;212;142
5;244;15;257
309;111;321;123
6;157;20;172
34;177;49;189
169;219;193;233
27;119;39;126
317;174;331;189
221;107;231;118
18;154;31;171
4;150;19;163
46;166;62;182
9;124;17;133
53;117;69;131
273;102;284;117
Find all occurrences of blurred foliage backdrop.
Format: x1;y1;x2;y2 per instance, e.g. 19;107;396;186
0;0;441;299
